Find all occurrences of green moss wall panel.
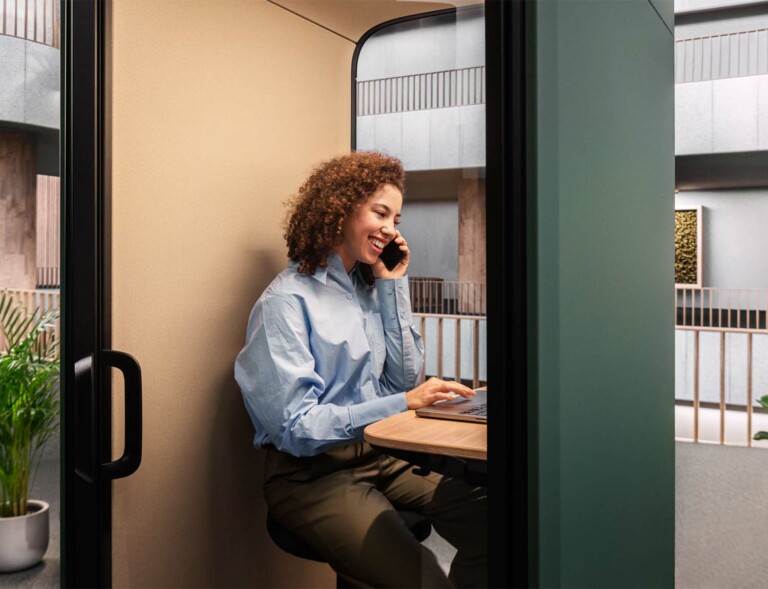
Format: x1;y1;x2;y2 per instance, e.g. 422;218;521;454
531;1;675;586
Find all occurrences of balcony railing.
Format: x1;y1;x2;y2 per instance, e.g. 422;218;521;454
0;287;60;354
675;325;768;448
676;287;768;448
357;66;486;116
409;278;486;316
675;27;768;84
408;280;487;385
676;287;768;331
1;0;59;48
415;312;486;387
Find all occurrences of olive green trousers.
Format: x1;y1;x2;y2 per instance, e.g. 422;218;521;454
264;442;487;588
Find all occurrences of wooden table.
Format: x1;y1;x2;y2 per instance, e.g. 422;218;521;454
364;409;487;461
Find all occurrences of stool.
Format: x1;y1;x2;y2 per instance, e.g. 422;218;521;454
266;510;432;588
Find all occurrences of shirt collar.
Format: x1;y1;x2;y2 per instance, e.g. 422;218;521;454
307;251;349;285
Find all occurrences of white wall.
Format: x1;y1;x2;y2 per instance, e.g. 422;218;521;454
676;5;768;35
676;0;768;17
0;35;59;130
399;200;458;281
676;75;768;155
356;105;485;171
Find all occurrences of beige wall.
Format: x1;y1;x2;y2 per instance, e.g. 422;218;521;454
109;1;353;585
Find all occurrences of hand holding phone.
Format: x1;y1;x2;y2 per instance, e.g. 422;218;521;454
379;238;406;271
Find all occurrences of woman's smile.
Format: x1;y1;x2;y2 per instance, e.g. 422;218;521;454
368;237;387;253
336;184;403;271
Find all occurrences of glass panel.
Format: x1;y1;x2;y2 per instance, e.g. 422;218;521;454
356;6;487;386
0;0;61;583
355;5;488;575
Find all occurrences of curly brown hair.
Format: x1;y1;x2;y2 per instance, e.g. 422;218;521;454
284;151;405;275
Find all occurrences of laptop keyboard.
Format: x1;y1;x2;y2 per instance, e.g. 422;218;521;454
459;403;487;417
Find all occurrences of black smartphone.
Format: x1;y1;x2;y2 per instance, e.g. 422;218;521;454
379;239;405;271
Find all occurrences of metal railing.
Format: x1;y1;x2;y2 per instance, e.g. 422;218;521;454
1;0;60;48
676;287;768;331
409;278;486;316
0;288;60;353
415;312;486;388
675;27;768;84
357;66;485;116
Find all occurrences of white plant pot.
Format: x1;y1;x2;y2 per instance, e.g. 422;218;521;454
0;500;50;573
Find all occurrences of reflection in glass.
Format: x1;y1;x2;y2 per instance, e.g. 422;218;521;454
356;6;487;388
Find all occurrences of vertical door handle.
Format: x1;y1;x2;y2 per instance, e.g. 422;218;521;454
74;355;96;483
100;350;143;479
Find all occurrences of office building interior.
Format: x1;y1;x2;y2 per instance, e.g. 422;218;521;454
9;0;768;587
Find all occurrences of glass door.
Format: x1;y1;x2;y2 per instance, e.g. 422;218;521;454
63;1;527;586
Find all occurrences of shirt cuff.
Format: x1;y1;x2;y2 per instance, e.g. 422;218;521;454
377;276;413;329
348;392;408;430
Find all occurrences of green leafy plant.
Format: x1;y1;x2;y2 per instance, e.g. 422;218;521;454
0;290;60;518
753;395;768;442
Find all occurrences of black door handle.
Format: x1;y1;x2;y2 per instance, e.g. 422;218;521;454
74;355;96;483
100;350;142;480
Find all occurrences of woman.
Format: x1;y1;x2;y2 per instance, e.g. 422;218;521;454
235;152;487;588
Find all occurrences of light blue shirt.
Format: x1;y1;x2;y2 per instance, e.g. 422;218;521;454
234;252;424;457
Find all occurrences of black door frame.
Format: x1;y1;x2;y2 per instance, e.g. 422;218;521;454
61;1;532;586
61;0;112;586
485;2;532;587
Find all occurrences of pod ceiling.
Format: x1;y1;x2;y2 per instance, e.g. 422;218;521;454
268;0;482;43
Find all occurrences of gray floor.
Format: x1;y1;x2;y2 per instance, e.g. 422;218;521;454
676;441;768;589
0;424;451;589
0;432;60;588
14;439;765;588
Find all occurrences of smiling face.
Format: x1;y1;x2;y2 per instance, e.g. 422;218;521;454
335;184;403;272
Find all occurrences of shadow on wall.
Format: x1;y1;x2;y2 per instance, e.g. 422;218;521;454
206;249;335;588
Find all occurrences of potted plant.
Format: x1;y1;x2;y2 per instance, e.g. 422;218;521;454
754;395;768;442
0;290;60;572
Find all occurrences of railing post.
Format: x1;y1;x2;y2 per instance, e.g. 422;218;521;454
720;331;726;444
473;319;480;389
420;315;427;383
437;317;443;379
455;318;461;383
748;332;753;448
694;330;700;442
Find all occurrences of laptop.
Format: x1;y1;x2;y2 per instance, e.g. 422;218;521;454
415;388;487;424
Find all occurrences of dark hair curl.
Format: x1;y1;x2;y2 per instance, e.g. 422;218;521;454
284;151;405;275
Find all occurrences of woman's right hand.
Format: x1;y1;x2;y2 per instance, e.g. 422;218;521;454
405;377;476;410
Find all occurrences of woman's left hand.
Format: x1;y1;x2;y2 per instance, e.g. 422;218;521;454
372;230;410;279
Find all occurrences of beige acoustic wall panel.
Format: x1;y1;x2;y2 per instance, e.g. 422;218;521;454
109;0;352;586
